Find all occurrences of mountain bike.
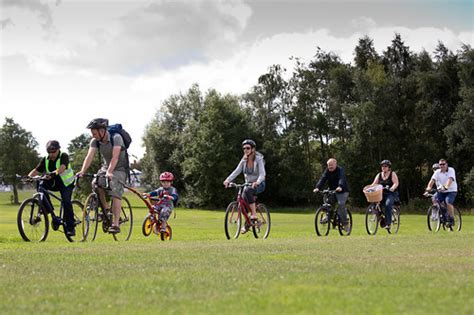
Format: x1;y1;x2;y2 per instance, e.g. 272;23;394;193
314;189;352;236
80;173;133;241
224;182;271;239
424;189;461;232
17;175;83;242
140;193;173;241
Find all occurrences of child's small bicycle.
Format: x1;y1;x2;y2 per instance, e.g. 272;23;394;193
141;193;173;241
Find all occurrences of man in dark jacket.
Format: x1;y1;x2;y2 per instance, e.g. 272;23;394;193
313;158;350;232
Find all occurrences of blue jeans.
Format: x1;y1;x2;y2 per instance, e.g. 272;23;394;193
243;181;266;204
382;191;395;225
336;192;349;225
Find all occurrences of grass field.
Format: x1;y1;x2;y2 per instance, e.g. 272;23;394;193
1;190;473;314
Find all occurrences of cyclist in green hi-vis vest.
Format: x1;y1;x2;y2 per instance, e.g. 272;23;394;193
28;140;76;236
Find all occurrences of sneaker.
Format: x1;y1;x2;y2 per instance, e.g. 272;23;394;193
66;229;76;237
51;217;61;231
385;224;391;231
108;225;121;234
241;224;249;234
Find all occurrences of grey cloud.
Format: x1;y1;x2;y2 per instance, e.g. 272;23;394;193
1;18;14;29
57;0;251;76
3;0;54;30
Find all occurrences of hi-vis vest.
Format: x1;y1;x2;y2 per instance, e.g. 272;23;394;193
45;151;75;187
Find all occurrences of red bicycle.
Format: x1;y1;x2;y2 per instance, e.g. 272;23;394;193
139;192;173;241
224;183;271;239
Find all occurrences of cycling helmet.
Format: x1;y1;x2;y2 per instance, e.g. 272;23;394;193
242;139;256;148
159;172;174;181
380;160;392;167
46;140;60;153
432;163;440;171
86;118;109;129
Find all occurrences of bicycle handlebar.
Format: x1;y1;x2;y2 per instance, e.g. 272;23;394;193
226;182;252;189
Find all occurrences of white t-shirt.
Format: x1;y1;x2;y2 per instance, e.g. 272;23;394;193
431;167;457;192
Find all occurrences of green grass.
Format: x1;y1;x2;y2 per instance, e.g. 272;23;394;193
0;191;473;314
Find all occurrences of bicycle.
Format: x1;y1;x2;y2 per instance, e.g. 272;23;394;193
224;182;271;239
364;186;400;235
17;175;83;242
314;189;352;236
80;173;133;241
424;189;461;232
139;193;173;241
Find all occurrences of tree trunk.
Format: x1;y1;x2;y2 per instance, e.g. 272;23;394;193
13;183;19;204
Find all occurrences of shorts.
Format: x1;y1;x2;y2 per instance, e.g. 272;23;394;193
97;169;127;199
436;191;457;205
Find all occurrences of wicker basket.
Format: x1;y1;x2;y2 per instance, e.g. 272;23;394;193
363;184;383;203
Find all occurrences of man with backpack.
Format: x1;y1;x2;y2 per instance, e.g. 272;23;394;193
77;118;131;234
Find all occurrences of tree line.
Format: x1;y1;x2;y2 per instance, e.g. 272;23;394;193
1;34;472;208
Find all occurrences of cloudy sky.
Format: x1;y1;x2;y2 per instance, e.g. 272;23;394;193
1;0;473;159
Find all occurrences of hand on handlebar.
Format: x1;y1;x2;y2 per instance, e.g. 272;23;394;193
313;188;319;193
223;180;229;188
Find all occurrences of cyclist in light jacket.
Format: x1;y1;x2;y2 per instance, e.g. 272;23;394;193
223;139;266;231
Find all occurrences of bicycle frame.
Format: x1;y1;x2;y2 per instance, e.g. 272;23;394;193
231;183;255;226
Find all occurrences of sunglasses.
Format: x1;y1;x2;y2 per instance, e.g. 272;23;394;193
439;163;446;166
381;165;389;167
242;146;252;151
47;150;58;154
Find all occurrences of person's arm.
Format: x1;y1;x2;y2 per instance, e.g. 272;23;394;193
78;146;97;175
106;145;122;178
425;179;435;191
371;173;380;186
224;160;244;186
314;169;328;192
28;159;44;177
390;172;399;191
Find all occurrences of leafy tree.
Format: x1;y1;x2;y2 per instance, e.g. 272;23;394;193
0;118;39;204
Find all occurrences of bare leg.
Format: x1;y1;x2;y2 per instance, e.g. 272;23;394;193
112;197;122;227
249;203;257;218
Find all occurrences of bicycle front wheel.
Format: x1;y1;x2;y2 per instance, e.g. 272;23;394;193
17;197;49;242
388;206;400;234
427;205;440;232
82;193;99;241
224;201;241;239
365;204;379;235
113;196;133;241
252;204;271;239
314;207;330;236
65;200;84;242
142;214;153;237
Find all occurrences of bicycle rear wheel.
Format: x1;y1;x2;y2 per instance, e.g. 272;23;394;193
427;205;440;232
65;200;84;242
388;206;400;234
113;196;133;241
314;207;330;236
365;204;379;235
337;208;352;236
82;193;99;241
17;197;49;242
445;208;462;232
252;204;271;239
224;201;241;239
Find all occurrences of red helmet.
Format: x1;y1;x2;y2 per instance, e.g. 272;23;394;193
159;172;174;181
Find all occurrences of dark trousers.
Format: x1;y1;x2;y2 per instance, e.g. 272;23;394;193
42;183;75;232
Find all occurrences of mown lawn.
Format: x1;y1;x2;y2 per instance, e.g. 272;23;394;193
0;191;473;314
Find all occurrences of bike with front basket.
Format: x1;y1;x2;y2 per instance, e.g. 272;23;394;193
314;189;353;236
224;182;271;239
424;188;461;232
17;175;83;242
363;185;400;235
80;173;133;241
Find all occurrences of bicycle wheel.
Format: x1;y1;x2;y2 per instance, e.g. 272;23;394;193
252;204;271;239
142;214;153;237
388;206;400;234
426;205;440;232
314;207;330;236
64;200;84;242
224;201;241;239
160;224;172;241
113;196;133;241
447;208;462;232
17;197;49;242
365;204;379;235
82;193;99;241
338;208;353;236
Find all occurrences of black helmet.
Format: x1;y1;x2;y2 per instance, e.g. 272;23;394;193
380;159;391;167
46;140;60;153
242;139;256;148
432;163;440;171
86;118;109;129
